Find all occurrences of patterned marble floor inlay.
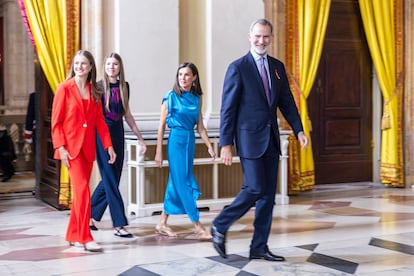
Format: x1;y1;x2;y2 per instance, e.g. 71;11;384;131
369;237;414;255
120;254;261;276
119;266;160;276
207;254;250;269
308;201;352;210
2;182;414;275
0;228;48;241
307;252;359;274
296;243;319;251
0;246;89;261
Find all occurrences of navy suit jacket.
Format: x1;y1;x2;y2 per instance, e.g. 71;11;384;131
220;52;304;158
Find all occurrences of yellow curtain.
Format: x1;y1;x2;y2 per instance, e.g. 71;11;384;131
286;0;331;193
24;0;80;208
23;0;66;91
358;0;404;187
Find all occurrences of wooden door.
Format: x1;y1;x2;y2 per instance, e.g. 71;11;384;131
34;61;65;209
307;0;372;184
0;17;3;105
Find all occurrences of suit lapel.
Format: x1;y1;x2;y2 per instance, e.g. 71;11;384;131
246;52;269;104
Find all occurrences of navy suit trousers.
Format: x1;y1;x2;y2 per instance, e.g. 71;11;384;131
213;133;279;253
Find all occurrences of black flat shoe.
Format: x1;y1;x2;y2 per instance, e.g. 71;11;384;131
211;225;227;258
114;227;133;238
90;220;98;231
89;224;98;231
249;250;285;262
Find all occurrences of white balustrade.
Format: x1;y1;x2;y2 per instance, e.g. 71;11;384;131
126;131;291;217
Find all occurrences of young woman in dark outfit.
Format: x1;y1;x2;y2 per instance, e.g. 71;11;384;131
90;53;146;238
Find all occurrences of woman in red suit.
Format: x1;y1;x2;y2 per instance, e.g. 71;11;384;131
51;50;116;252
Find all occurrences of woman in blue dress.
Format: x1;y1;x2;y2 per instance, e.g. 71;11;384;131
155;62;216;240
90;53;147;238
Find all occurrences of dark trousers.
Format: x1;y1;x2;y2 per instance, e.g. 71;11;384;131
0;156;15;177
0;130;16;178
213;134;279;253
91;121;128;228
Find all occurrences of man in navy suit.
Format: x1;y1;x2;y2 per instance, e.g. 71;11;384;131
211;18;308;261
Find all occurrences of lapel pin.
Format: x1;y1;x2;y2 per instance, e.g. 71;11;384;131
275;69;281;80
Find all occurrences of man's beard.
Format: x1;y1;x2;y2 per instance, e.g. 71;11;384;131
253;45;268;55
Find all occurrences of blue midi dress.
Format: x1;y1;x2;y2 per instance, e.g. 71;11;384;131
163;90;201;222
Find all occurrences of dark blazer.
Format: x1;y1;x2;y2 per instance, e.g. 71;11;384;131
51;78;112;162
220;52;303;158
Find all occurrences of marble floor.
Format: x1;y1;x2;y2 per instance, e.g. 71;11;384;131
1;176;414;275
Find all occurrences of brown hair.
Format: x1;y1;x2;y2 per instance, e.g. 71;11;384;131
101;53;129;114
172;62;203;96
66;50;102;102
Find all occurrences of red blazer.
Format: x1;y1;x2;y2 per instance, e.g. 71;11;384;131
51;78;112;162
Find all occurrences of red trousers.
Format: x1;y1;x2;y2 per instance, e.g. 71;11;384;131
65;151;94;243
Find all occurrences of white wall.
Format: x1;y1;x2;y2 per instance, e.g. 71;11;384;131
102;0;263;132
207;0;264;128
114;0;179;131
97;0;264;214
